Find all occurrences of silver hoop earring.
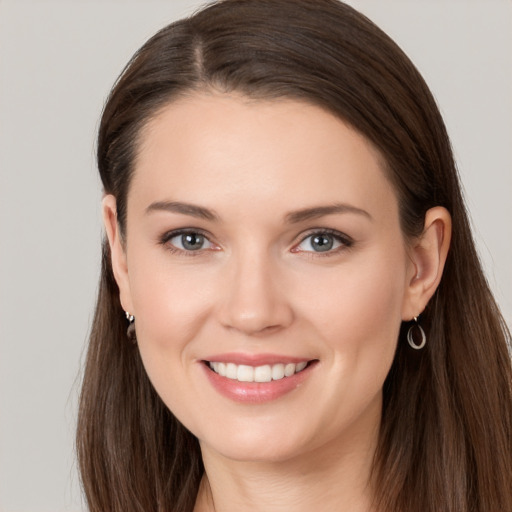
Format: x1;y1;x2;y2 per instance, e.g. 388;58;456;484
125;311;136;343
407;316;426;350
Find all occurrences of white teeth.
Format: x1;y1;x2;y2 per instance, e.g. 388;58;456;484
284;363;296;377
226;363;238;379
296;361;307;372
271;363;285;380
208;361;309;382
254;365;272;383
237;365;254;382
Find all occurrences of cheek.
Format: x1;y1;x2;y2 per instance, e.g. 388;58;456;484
300;247;408;360
126;249;215;359
126;260;213;415
290;249;408;433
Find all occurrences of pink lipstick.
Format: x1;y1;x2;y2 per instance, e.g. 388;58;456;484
200;354;317;403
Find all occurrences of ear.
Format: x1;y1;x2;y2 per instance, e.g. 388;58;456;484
102;194;134;314
402;206;452;320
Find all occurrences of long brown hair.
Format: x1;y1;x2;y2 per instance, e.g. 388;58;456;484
77;1;512;511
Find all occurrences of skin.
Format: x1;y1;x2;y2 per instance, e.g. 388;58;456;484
103;93;451;512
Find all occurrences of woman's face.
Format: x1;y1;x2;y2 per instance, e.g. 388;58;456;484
110;93;418;462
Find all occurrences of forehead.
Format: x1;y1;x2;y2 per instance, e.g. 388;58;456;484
130;93;398;220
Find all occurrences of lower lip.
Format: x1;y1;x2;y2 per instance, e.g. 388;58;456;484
201;362;316;404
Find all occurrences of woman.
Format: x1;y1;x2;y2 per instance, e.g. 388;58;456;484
76;1;512;511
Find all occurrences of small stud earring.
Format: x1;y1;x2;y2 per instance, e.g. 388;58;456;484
125;311;136;343
407;316;426;350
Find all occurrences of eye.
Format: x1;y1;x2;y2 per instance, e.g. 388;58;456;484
293;230;352;254
162;230;216;253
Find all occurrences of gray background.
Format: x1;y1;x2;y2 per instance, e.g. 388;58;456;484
0;1;510;511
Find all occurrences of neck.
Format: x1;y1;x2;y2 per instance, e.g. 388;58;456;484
194;417;379;512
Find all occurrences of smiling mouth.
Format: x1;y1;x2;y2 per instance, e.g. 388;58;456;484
206;361;312;383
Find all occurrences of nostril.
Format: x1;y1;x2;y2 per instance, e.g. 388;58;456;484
222;321;285;337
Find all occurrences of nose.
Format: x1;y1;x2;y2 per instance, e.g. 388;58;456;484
218;248;294;336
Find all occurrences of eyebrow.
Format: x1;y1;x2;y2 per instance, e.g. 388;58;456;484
145;201;219;221
284;203;372;224
145;200;372;223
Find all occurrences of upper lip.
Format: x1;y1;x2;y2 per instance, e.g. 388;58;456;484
202;353;314;366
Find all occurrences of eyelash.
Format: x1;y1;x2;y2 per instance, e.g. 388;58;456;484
158;228;216;257
158;228;354;257
293;228;354;257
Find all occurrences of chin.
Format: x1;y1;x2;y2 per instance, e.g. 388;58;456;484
203;439;304;464
196;419;318;464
